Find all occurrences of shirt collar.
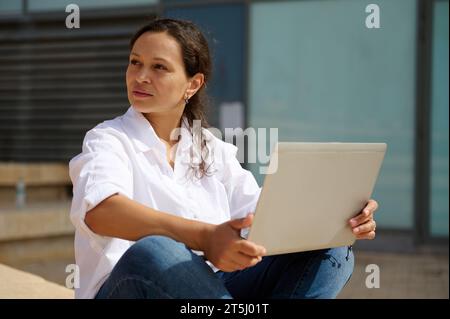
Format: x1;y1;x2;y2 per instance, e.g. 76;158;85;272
121;106;192;154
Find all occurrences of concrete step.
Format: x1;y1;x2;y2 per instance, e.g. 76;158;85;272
0;263;74;299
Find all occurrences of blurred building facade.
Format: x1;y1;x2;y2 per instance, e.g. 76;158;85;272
0;0;448;252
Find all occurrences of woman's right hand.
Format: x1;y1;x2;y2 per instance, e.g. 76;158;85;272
201;213;267;272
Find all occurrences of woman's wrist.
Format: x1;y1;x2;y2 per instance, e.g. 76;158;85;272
195;221;214;252
163;214;214;252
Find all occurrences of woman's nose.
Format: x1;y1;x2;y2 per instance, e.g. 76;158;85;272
136;69;151;83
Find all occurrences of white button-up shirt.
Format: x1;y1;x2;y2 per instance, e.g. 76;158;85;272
69;106;261;299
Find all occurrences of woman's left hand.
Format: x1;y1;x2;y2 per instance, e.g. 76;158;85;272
348;199;378;240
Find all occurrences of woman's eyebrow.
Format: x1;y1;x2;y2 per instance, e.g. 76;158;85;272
130;53;171;65
153;57;171;65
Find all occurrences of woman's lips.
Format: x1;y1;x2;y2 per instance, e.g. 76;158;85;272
132;90;153;98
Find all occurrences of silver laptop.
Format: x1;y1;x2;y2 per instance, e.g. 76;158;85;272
245;142;387;256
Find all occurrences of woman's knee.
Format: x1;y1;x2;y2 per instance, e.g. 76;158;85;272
118;235;192;275
107;235;231;298
131;235;186;257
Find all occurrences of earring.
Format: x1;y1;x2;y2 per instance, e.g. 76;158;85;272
184;95;190;105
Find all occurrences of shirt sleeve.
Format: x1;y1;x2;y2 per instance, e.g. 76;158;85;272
220;142;262;221
69;127;133;252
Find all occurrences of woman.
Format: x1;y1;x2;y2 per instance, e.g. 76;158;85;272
69;18;378;299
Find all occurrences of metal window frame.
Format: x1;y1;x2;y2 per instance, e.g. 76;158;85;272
414;0;449;245
414;0;433;246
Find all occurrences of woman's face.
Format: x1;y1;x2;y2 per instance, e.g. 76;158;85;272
126;32;194;115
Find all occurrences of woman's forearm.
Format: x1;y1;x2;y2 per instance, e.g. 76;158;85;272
84;193;211;251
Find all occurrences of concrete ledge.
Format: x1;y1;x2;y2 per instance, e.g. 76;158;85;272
0;163;71;186
0;235;74;266
0;263;74;299
0;201;74;241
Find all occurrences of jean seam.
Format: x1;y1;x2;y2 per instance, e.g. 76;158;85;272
289;248;354;299
344;247;355;287
104;275;174;299
288;251;324;299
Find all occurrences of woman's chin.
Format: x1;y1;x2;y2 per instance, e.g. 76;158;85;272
131;102;157;114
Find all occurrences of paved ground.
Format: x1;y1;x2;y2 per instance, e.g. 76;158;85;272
338;251;449;299
2;249;447;299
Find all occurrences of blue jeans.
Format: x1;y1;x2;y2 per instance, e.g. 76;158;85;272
95;235;354;299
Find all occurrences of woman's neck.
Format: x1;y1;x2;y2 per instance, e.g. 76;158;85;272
143;109;184;146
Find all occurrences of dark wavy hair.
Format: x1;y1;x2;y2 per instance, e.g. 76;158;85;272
129;18;215;179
